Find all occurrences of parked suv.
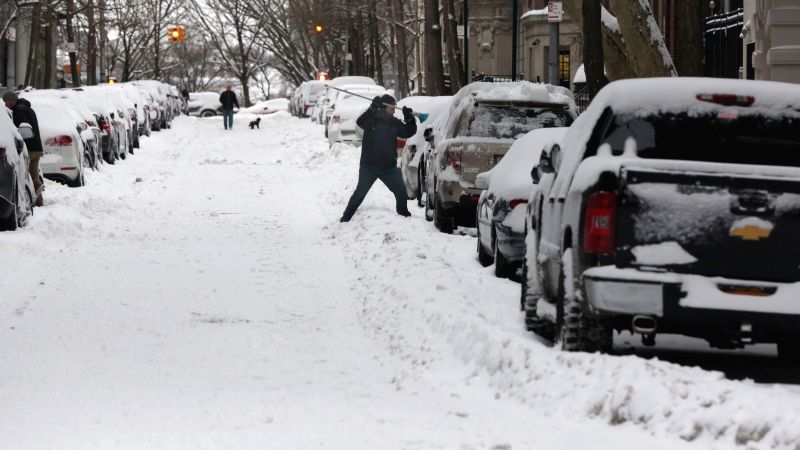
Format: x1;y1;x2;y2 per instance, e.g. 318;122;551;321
522;78;800;361
423;82;575;234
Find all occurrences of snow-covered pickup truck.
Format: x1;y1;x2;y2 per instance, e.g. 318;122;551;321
522;77;800;361
423;82;576;234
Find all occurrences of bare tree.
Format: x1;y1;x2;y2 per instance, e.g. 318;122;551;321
423;0;445;95
582;0;604;99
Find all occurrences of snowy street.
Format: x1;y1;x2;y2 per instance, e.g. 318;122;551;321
2;112;800;449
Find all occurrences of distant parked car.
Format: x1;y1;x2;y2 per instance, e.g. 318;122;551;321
318;76;378;135
423;82;576;234
523;77;800;361
294;80;328;118
241;98;289;115
187;92;223;117
397;96;452;206
475;127;568;278
0;111;35;230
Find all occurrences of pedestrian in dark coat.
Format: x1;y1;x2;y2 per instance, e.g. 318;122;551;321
219;83;239;130
3;92;44;206
340;94;417;222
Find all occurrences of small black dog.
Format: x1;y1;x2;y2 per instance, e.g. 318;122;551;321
249;117;261;129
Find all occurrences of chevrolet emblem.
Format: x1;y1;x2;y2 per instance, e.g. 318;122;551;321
730;224;772;241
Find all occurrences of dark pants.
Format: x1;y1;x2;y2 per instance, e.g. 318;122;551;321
223;109;234;129
341;164;410;221
29;151;43;206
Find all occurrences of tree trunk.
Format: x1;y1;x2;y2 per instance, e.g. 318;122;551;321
441;0;462;93
673;1;704;76
582;0;604;98
392;0;411;96
239;76;251;107
563;0;635;81
44;3;56;88
86;0;97;85
98;0;107;81
609;0;677;77
24;4;41;87
423;0;445;95
66;0;80;86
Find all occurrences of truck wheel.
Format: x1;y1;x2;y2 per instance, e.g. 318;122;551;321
476;224;493;267
434;195;454;234
522;255;555;339
778;337;800;365
424;193;434;222
416;166;424;208
557;248;612;353
494;237;513;278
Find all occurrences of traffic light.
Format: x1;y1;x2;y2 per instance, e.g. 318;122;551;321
314;24;323;33
167;25;186;42
107;76;117;84
317;71;328;81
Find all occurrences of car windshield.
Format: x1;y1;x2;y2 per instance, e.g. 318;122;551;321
601;112;800;166
468;104;572;139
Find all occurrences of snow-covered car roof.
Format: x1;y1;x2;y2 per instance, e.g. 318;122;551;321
29;101;81;138
483;127;569;201
399;96;453;151
595;77;800;116
453;81;575;108
328;76;376;88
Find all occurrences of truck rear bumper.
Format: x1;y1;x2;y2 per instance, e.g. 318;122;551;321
583;266;800;341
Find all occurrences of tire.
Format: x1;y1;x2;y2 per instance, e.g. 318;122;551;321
521;254;555;340
778;337;800;366
1;185;19;231
424;191;434;222
434;195;454;234
416;166;424;208
494;237;513;278
120;151;127;160
201;110;216;117
476;221;493;267
68;169;85;188
556;248;612;353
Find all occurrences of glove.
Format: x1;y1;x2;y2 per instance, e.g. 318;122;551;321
370;96;383;112
402;106;414;121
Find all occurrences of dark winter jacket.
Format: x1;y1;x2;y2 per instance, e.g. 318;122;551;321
356;108;416;168
219;91;239;110
11;98;43;153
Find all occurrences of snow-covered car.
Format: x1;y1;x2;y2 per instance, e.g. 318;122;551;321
475;127;568;278
294;80;327;118
522;77;800;360
319;77;378;135
75;87;125;163
21;89;103;169
132;80;171;129
119;83;151;139
241;98;289;115
187;92;223;117
34;102;87;187
84;86;132;158
327;86;391;147
0;111;35;231
423;82;576;234
397;96;452;206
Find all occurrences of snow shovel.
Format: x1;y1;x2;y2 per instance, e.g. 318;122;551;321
325;85;430;123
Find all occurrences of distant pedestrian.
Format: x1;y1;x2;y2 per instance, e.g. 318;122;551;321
3;91;44;206
219;83;239;130
340;94;416;222
181;86;190;102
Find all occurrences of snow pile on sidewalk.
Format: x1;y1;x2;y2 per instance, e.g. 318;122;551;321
299;134;800;449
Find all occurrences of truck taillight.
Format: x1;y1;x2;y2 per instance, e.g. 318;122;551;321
100;118;110;133
45;135;73;146
696;93;755;107
583;191;616;254
448;146;462;172
396;138;406;149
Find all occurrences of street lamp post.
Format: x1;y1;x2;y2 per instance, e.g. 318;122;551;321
463;0;469;83
512;0;518;81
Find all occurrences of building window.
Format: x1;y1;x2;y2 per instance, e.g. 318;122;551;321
559;50;570;88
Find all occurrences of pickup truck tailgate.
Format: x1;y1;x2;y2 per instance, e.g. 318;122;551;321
616;168;800;282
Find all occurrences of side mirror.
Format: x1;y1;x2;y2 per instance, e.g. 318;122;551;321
549;144;562;171
539;151;555;175
18;123;34;139
110;112;115;119
475;172;491;190
77;122;88;132
423;127;434;145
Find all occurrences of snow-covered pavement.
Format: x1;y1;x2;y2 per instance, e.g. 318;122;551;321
1;113;799;449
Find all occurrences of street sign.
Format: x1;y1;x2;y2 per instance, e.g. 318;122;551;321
548;1;563;23
65;42;76;53
6;26;15;42
457;25;465;39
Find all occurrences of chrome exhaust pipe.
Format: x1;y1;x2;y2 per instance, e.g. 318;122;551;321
632;315;658;334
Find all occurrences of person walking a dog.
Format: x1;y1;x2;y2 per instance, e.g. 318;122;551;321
219;83;239;130
340;94;416;222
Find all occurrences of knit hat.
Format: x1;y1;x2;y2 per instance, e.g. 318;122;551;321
2;91;18;102
380;94;396;106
